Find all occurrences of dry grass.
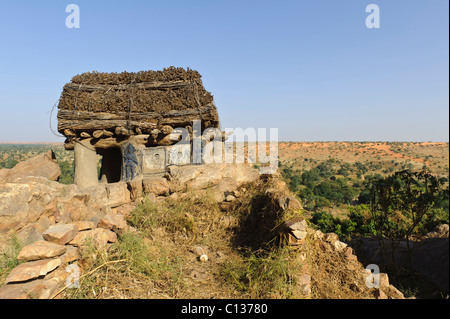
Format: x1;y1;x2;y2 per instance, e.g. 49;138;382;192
62;190;244;299
63;233;186;299
59;176;377;299
0;234;23;286
305;237;373;299
59;178;311;299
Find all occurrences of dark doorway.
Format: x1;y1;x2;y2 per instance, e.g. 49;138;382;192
98;148;122;183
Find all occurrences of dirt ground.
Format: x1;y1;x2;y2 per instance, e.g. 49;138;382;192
277;141;449;176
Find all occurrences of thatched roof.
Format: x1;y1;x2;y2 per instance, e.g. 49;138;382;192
56;67;220;141
57;67;214;114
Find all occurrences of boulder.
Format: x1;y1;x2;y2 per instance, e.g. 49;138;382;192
17;240;67;261
0;179;62;233
165;165;201;184
17;224;45;246
0;264;69;299
56;184;93;222
344;247;358;262
85;182;132;209
425;224;449;238
350;236;449;294
0;150;61;183
43;224;78;245
382;285;405;299
0;278;58;299
0;183;33;232
291;230;307;240
168;192;179;200
225;195;236;202
105;182;131;207
277;195;302;210
112;203;137;218
62;200;91;223
5;258;61;283
58;245;81;264
143;176;170;196
72;220;96;231
311;229;325;241
333;240;348;252
166;163;259;193
167;179;186;193
374;288;388;299
97;214;128;234
285;217;307;232
127;178;143;200
379;273;390;289
324;233;340;244
69;228;117;248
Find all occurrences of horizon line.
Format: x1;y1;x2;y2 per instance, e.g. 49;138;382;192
0;141;449;144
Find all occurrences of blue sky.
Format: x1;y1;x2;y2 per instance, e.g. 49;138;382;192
0;0;448;142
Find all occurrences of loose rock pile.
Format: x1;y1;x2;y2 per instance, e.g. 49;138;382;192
283;218;405;299
0;213;130;299
0;152;261;299
245;175;405;299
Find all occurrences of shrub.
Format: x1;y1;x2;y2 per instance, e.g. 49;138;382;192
313;179;355;205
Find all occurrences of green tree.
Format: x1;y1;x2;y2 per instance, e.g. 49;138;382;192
301;168;321;189
298;187;315;211
58;161;74;184
5;158;18;169
394;170;447;244
358;189;372;204
347;205;377;237
288;174;301;192
313;179;356;205
311;211;336;233
364;170;447;272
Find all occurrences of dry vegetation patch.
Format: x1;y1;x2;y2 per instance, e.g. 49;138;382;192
56;176;379;299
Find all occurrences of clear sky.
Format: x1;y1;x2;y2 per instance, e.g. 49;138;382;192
0;0;448;142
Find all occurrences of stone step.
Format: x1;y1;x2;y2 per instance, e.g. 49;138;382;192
17;240;66;261
42;224;78;245
5;258;61;284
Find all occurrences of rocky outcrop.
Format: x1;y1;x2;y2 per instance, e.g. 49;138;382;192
1;162;260;237
0;178;63;233
281;217;406;299
0;178;131;234
0;161;262;299
165;163;260;201
0;217;126;299
0;152;297;297
0;150;61;183
124;163;260;203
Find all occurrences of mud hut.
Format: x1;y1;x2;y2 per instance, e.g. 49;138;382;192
57;67;221;187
